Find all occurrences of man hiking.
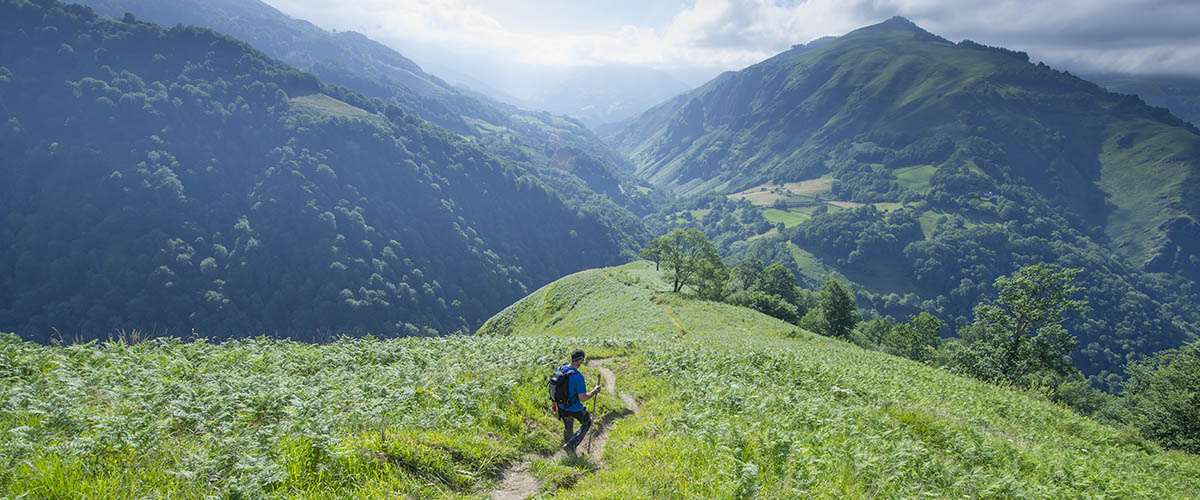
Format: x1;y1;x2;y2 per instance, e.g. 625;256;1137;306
554;349;600;454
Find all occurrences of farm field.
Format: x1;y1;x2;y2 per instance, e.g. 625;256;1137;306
3;262;1200;498
728;176;834;207
762;208;810;228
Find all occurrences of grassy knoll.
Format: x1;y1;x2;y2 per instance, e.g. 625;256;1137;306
483;262;1200;499
4;262;1200;498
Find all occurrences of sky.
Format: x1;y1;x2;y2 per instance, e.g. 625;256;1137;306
260;0;1200;91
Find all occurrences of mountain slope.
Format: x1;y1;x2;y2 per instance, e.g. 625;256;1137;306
1091;74;1200;128
612;18;1200;380
5;262;1199;497
610;17;1200;273
0;0;627;340
71;0;657;241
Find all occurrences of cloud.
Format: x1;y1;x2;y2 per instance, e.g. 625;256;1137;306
261;0;1200;80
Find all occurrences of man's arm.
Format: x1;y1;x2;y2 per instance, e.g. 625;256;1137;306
575;372;600;402
578;384;600;403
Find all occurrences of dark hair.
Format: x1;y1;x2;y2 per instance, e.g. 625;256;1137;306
570;349;585;361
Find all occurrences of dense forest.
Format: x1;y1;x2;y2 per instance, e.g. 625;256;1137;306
71;0;660;246
0;0;630;341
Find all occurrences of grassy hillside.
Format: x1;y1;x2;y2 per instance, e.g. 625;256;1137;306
482;262;1200;498
5;262;1198;498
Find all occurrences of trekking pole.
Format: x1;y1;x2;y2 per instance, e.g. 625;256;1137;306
593;372;601;415
588;372;601;454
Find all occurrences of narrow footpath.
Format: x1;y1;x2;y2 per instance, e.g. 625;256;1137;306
489;358;639;500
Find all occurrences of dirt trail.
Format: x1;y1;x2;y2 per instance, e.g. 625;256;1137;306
488;358;639;500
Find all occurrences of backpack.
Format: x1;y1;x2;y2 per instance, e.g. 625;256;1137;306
548;366;576;407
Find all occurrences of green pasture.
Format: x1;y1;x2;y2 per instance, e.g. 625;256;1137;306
763;208;810;228
890;164;936;195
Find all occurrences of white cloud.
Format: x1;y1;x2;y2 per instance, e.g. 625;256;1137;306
262;0;1200;82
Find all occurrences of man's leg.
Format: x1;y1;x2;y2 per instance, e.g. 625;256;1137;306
563;410;592;452
562;414;574;445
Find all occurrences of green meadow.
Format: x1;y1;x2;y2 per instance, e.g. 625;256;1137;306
762;208;811;228
5;262;1198;498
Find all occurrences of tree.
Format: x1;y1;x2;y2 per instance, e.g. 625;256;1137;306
640;240;665;270
694;257;731;301
886;312;942;362
1123;340;1200;453
759;264;799;305
728;290;799;323
852;317;894;348
818;278;858;339
647;228;721;293
953;264;1087;384
733;255;765;291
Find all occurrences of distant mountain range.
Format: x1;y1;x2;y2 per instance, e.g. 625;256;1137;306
612;17;1200;276
493;64;693;129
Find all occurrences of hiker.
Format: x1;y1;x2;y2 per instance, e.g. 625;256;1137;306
552;348;600;453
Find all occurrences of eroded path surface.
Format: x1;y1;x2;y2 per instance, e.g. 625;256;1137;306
488;358;639;499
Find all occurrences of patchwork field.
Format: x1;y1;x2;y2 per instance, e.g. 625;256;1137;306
728;176;835;207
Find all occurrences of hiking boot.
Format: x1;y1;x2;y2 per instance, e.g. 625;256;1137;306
560;442;576;455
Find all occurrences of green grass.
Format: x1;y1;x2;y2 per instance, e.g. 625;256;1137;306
762;208;810;228
872;202;907;212
290;94;375;119
1099;118;1200;263
5;262;1200;498
488;263;1200;499
918;209;947;239
894;164;937;194
787;242;834;281
0;333;625;498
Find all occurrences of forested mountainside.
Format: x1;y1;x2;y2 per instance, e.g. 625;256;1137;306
0;0;628;341
71;0;657;245
614;18;1200;383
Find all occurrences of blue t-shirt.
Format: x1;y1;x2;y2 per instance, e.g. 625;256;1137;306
557;365;586;412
